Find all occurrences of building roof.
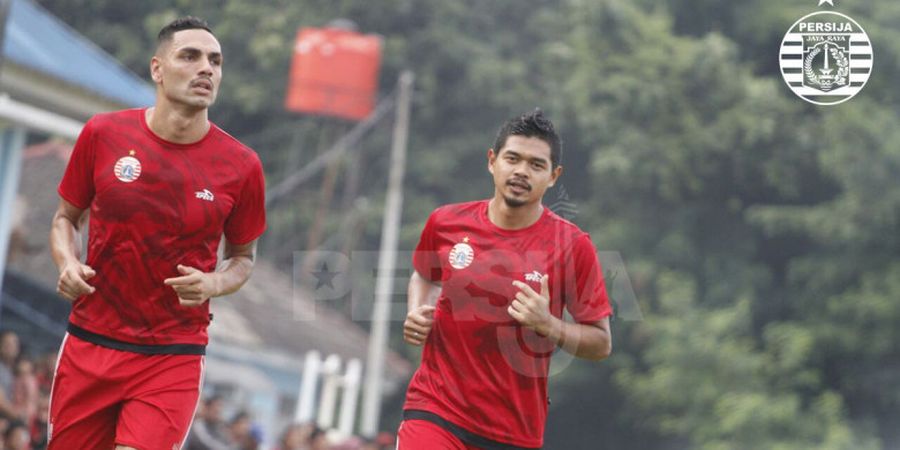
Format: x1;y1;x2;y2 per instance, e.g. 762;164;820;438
3;0;154;108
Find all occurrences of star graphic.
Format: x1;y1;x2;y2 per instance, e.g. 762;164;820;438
463;236;470;243
818;0;834;6
310;262;338;290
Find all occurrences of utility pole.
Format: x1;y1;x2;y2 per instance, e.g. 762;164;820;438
360;70;414;437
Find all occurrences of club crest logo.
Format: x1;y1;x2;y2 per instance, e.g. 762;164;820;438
113;153;142;183
780;9;873;105
448;239;474;270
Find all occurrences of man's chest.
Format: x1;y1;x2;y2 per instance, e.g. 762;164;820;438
434;227;568;320
90;143;239;234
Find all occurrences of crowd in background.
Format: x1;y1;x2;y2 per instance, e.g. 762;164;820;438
0;329;394;450
0;330;51;450
185;395;396;450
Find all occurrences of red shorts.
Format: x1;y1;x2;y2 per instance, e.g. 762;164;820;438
397;419;482;450
48;333;204;450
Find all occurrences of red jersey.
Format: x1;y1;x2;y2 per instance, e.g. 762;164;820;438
57;108;266;349
404;200;612;448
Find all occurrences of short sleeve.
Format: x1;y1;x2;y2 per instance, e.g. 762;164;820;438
224;154;267;245
412;211;443;282
58;119;97;209
564;234;613;323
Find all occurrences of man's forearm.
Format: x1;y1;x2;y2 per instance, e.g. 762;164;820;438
407;271;441;311
538;317;612;361
49;214;82;271
209;255;254;298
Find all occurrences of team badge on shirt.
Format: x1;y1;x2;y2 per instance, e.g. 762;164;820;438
114;152;142;183
448;237;475;269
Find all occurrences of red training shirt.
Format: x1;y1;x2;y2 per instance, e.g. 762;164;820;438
57;108;266;347
404;200;612;448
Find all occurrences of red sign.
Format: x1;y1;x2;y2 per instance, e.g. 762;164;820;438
285;27;382;121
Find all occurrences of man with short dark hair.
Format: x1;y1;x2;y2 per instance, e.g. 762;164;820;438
48;16;266;450
398;110;612;449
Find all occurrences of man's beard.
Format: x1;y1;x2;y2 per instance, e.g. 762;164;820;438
502;195;527;208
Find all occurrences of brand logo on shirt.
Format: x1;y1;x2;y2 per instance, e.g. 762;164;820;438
113;155;142;183
449;238;475;269
525;271;544;282
195;189;214;202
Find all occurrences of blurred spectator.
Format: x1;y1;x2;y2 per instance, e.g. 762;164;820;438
228;410;259;450
274;422;313;450
186;396;236;450
0;414;10;439
28;393;49;450
11;359;38;423
0;331;20;397
308;426;328;450
358;432;394;450
32;354;56;394
331;435;362;450
4;420;29;450
374;432;394;450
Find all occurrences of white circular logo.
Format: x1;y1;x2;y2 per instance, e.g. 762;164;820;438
448;242;474;269
114;156;142;183
780;11;873;106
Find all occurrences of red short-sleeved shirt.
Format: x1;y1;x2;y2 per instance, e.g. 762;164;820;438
57;108;266;347
404;200;612;448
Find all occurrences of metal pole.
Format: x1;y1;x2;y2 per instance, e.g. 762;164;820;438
266;96;396;208
360;70;414;437
0;125;25;322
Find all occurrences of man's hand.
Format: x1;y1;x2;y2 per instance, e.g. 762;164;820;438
508;275;554;335
56;262;96;301
164;264;219;307
404;305;436;346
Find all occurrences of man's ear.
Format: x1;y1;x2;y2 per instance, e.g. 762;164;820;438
150;56;162;84
487;148;496;175
548;165;563;187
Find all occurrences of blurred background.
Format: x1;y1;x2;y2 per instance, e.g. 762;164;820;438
0;0;898;449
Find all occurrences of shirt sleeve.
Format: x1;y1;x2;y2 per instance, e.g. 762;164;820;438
565;234;613;323
57;119;97;209
223;153;267;245
412;210;443;282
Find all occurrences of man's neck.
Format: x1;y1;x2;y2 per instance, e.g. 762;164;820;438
146;102;210;144
487;197;544;230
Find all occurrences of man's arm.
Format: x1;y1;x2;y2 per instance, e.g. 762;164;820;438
403;270;442;346
49;199;96;301
509;276;612;361
164;239;257;307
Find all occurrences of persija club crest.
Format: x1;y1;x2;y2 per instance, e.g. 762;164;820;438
448;238;475;269
779;9;873;106
114;155;142;183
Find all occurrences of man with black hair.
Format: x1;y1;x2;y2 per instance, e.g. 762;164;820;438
399;109;612;449
48;16;265;450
